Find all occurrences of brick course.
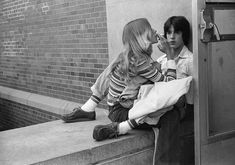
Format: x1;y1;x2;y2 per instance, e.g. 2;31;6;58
0;98;60;131
0;0;109;108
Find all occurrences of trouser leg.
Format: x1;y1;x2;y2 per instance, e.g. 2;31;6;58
155;108;181;165
90;65;110;100
108;103;129;122
91;58;120;101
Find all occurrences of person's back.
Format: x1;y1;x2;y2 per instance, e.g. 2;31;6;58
107;53;154;107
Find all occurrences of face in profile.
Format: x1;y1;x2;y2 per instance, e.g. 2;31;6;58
140;28;158;54
123;18;157;55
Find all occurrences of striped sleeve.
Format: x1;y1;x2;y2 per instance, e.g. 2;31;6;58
137;57;176;82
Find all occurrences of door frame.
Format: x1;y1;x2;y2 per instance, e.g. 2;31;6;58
192;0;208;164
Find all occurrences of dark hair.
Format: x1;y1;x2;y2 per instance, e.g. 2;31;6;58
164;16;190;46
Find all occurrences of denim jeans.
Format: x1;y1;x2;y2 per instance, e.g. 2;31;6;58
154;104;194;165
154;107;181;165
108;103;129;122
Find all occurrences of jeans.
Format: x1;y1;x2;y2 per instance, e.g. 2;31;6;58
108;103;129;122
154;104;194;165
154;107;181;165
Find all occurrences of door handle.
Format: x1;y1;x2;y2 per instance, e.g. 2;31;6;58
200;9;221;42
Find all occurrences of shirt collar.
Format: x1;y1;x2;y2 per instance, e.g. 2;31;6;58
176;46;189;59
160;46;189;61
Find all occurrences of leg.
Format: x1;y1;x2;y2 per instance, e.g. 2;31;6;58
108;103;129;122
82;62;112;112
154;107;181;165
93;103;140;141
89;63;112;101
61;63;111;123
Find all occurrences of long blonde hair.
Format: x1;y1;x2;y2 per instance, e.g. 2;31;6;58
110;18;153;81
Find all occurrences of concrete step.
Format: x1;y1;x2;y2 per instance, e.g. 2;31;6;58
96;148;154;165
0;86;194;165
0;109;155;165
0;108;194;165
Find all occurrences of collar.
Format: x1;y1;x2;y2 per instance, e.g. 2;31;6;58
177;46;189;59
158;46;190;61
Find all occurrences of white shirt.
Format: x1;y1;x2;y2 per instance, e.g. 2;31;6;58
157;46;194;104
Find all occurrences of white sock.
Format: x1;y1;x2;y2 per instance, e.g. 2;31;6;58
81;98;97;112
118;121;132;135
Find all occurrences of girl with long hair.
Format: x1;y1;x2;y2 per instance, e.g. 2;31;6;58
61;18;177;123
91;17;179;137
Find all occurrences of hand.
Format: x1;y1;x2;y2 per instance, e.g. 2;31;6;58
152;61;161;71
175;95;186;109
156;34;166;53
150;29;159;44
157;34;174;60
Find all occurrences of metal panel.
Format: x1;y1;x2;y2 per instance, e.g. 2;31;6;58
194;0;235;164
208;41;235;136
206;0;235;3
200;4;235;42
214;10;235;35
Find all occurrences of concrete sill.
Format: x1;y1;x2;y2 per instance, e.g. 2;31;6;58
0;109;155;165
0;85;81;115
0;86;194;165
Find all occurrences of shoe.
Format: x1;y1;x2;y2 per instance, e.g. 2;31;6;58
93;122;119;141
61;107;96;123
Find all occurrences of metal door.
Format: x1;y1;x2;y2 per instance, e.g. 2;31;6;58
192;0;235;164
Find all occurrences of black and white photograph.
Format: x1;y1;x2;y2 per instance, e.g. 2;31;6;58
0;0;235;164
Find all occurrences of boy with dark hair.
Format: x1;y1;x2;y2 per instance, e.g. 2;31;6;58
154;15;193;165
164;16;190;46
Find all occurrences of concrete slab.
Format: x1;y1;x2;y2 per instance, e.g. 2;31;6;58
0;109;154;165
63;101;80;114
8;90;31;105
0;85;104;117
27;93;68;114
0;86;12;100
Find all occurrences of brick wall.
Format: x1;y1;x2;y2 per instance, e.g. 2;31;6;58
0;98;60;131
0;0;109;107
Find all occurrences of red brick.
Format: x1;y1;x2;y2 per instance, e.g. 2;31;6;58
0;0;108;108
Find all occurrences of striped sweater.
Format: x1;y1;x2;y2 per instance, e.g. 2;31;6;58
107;55;176;106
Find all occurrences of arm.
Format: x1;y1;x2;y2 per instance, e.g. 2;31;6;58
186;56;193;77
175;54;194;114
137;57;176;82
142;33;177;82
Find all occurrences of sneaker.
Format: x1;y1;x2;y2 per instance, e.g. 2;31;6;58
61;107;96;123
93;122;119;141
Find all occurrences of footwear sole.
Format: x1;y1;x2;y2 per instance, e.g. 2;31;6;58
62;118;95;123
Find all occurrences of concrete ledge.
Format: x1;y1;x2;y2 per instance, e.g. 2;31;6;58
0;85;92;115
0;86;194;165
0;109;155;165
